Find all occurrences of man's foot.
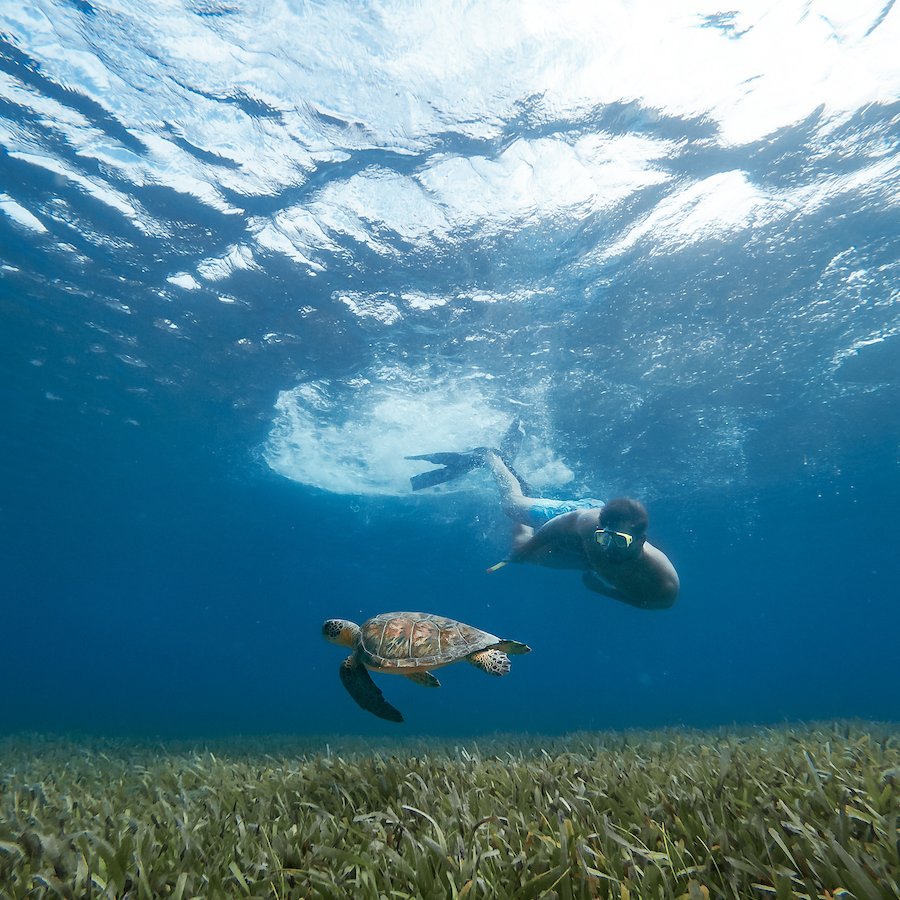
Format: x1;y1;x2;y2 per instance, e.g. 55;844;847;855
499;417;525;462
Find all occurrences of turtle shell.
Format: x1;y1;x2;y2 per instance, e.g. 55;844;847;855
358;612;500;671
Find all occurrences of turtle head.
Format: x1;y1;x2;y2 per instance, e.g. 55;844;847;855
322;619;359;647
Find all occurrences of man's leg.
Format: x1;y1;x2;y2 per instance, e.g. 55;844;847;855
483;450;571;526
483;450;530;520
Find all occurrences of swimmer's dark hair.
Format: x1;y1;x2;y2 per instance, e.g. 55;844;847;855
599;497;649;535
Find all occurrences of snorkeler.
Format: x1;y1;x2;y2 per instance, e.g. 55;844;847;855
406;421;679;611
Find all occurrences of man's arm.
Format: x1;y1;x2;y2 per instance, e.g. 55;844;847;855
581;570;630;602
507;512;584;568
583;557;679;610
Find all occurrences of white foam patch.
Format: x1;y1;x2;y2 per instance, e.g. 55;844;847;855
337;293;403;326
196;244;259;282
400;291;448;311
264;379;508;496
316;168;453;248
0;193;47;233
420;135;671;228
264;375;572;497
600;170;787;258
167;273;200;290
251;207;340;272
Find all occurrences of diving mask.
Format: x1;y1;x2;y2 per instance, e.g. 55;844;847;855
595;528;634;550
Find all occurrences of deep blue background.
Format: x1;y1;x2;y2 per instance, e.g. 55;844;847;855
3;364;897;738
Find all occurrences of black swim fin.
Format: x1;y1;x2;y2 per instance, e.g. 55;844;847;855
405;451;473;466
406;418;533;493
406;450;484;491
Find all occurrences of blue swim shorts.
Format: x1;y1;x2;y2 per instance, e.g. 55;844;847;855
524;497;605;529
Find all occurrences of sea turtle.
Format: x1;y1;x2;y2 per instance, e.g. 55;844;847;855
322;611;531;722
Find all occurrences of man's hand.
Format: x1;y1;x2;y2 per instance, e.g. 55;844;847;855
581;569;625;600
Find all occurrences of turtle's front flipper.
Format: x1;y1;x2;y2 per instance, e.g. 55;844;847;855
340;657;403;722
404;671;440;688
467;649;511;676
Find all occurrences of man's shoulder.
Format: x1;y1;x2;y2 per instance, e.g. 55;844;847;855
572;507;601;526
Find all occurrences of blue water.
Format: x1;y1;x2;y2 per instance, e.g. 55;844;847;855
1;2;898;739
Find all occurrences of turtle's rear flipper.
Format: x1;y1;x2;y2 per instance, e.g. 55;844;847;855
404;670;440;688
340;657;403;722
